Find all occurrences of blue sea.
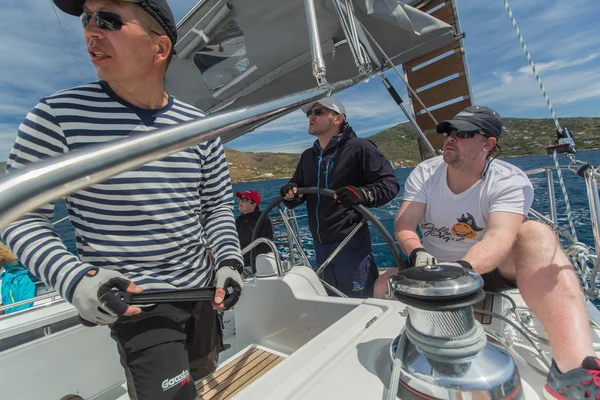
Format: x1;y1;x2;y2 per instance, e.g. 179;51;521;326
52;150;600;270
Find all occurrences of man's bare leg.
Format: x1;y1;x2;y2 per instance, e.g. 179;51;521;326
500;221;594;372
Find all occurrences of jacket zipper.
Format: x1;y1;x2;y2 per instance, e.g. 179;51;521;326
315;151;323;243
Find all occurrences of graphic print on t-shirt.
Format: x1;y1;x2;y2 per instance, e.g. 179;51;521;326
450;213;483;239
421;212;484;243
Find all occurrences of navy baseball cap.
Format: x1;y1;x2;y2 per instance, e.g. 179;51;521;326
53;0;177;51
436;106;503;139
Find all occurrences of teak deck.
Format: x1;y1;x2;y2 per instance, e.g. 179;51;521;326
196;347;284;399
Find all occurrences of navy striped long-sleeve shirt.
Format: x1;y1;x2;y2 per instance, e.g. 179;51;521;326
1;81;243;301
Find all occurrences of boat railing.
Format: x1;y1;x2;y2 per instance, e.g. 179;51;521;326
0;291;62;315
241;237;285;277
524;158;600;299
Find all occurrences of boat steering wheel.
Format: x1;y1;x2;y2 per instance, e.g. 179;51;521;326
250;187;404;274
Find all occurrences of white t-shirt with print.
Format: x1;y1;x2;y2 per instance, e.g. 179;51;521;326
403;156;534;262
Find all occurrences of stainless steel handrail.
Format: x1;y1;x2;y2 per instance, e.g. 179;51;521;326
584;168;600;283
241;238;284;277
526;159;600;298
0;76;367;230
0;291;62;313
316;221;364;275
545;168;558;227
278;207;312;268
524;166;573;176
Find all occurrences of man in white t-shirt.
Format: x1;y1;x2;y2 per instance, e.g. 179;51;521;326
375;106;598;400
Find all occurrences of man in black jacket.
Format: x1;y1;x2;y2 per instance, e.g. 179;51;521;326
280;98;399;297
235;190;274;269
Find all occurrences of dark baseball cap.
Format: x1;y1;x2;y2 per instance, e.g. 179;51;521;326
436;106;503;139
53;0;177;51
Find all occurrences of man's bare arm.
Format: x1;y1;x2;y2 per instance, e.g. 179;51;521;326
461;211;525;275
394;200;426;257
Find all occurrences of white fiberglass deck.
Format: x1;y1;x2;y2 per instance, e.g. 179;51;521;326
2;266;600;399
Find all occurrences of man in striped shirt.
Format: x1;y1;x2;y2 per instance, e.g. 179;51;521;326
1;0;244;398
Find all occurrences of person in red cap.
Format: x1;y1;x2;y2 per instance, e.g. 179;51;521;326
235;190;274;269
376;106;598;400
1;0;244;398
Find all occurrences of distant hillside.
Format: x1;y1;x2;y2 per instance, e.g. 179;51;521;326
368;117;600;167
2;117;598;183
224;148;298;182
0;153;297;183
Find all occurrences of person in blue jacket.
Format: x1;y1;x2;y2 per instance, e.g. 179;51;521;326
0;243;35;314
280;98;399;297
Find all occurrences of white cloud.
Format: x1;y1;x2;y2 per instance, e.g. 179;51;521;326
474;65;600;116
517;53;599;74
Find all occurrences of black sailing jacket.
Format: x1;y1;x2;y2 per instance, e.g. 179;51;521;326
289;123;399;244
235;209;274;267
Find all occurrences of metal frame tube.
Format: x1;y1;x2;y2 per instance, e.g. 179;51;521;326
361;25;440;133
528;208;576;244
546;168;558;227
278;208;312;268
584;169;600;290
331;0;362;68
345;0;365;65
0;291;61;313
279;208;296;268
241;238;285;277
584;169;600;257
0;76;367;230
316;221;364;275
320;279;348;298
380;75;437;157
304;0;327;83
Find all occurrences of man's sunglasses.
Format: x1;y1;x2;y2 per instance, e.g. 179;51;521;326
239;197;254;203
306;108;338;118
444;129;490;139
80;11;161;36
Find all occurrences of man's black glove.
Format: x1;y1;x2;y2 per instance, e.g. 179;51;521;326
280;182;303;209
456;260;473;270
335;185;374;207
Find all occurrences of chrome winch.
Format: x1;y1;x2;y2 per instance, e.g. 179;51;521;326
388;263;523;400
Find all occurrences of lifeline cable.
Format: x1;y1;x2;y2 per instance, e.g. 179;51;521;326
501;0;561;133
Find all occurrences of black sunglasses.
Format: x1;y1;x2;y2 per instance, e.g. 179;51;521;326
444;129;490;139
80;11;161;36
306;108;339;118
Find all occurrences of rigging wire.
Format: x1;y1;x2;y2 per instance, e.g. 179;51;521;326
502;0;580;243
361;26;439;128
552;151;579;241
501;0;561;133
50;0;86;84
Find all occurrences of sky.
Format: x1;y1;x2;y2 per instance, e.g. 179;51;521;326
1;0;599;159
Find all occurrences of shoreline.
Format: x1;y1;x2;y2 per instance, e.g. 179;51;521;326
230;148;600;184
